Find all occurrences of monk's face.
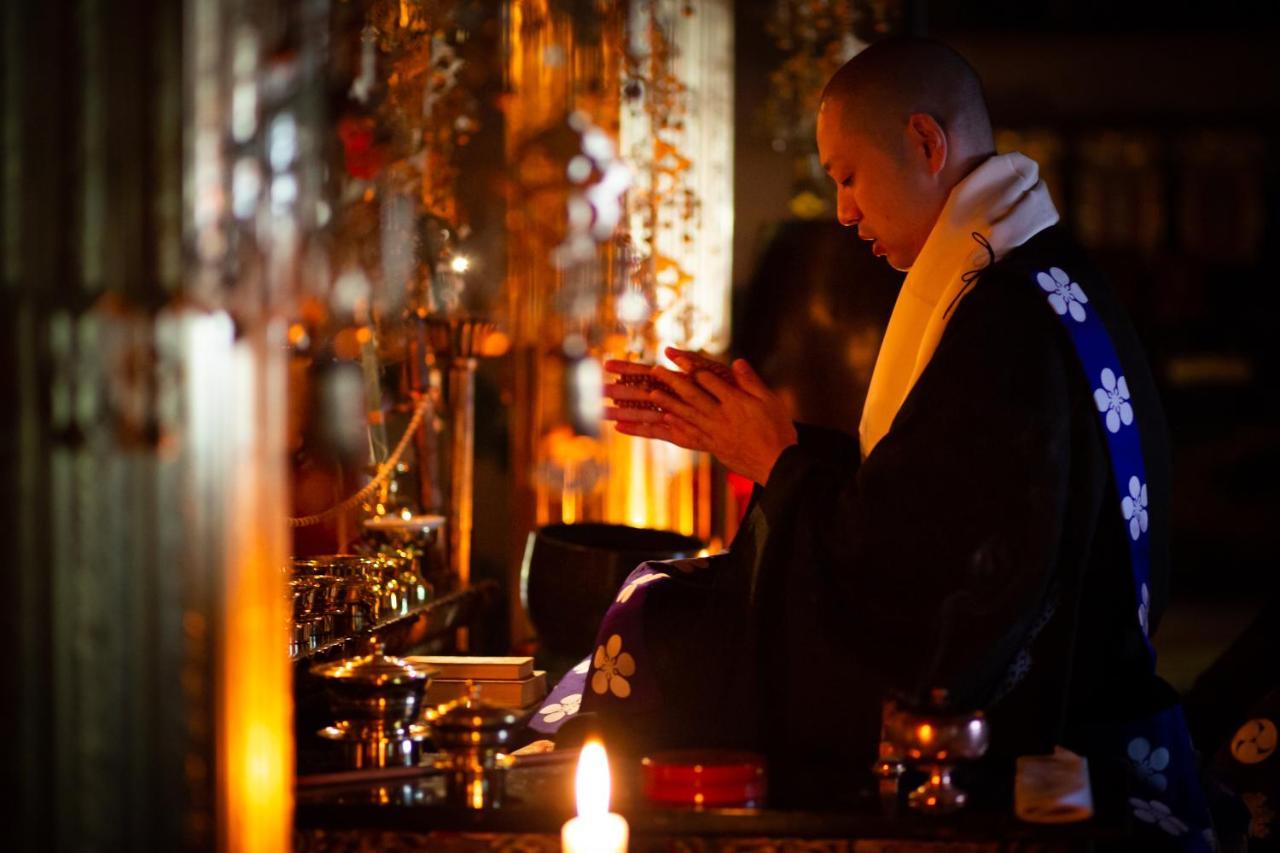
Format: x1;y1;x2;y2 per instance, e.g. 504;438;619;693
816;98;948;271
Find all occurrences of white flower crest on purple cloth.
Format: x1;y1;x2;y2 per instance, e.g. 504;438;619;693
616;571;663;604
538;692;582;725
1094;368;1134;434
1130;797;1189;836
572;657;591;675
591;634;635;699
1127;736;1170;791
1122;476;1149;541
1137;582;1151;637
1037;267;1089;322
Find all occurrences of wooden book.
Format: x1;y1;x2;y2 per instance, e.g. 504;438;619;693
426;672;547;709
406;655;534;681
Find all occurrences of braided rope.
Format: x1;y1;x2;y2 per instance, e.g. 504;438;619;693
288;394;433;528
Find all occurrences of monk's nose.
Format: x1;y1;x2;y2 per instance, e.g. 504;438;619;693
837;195;861;228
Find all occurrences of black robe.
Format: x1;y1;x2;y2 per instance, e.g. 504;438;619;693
605;224;1179;805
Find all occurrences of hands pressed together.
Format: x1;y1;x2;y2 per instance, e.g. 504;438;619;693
603;347;798;486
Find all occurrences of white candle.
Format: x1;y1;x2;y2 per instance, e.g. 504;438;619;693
561;739;629;853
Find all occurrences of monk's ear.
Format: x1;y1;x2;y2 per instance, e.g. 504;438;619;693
907;113;947;176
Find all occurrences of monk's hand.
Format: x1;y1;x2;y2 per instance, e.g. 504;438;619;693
603;358;709;453
603;351;797;486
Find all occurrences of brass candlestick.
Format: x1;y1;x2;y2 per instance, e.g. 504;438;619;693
426;317;495;647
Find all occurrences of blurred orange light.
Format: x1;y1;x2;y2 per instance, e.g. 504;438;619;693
481;330;511;357
332;328;361;360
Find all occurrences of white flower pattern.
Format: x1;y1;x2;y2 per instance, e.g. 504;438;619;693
616;572;663;604
1037;267;1089;322
591;634;636;699
1127;737;1171;792
1130;797;1189;836
1137;582;1151;637
1094;368;1134;434
1122;476;1149;541
572;657;591;675
538;692;582;724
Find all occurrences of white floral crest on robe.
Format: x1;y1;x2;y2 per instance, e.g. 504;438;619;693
1094;368;1134;434
1038;267;1089;322
1137;582;1151;636
1130;797;1189;836
539;693;582;724
1127;737;1170;791
1122;476;1149;541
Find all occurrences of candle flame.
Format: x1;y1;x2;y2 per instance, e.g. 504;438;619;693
575;739;611;817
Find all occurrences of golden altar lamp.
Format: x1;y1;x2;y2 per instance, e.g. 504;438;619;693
562;739;629;853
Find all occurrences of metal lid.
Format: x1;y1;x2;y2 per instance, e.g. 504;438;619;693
428;684;522;746
309;640;431;685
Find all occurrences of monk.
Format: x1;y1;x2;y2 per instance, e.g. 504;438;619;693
587;38;1211;848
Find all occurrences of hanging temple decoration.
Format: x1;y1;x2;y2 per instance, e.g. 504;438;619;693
282;0;909;655
758;0;905;218
499;0;734;540
295;0;910;561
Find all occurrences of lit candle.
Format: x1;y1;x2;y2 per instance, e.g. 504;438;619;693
562;739;629;853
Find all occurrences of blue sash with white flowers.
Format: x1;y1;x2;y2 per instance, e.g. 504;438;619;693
1035;266;1213;850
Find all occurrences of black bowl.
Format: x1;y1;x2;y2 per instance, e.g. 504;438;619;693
521;523;704;665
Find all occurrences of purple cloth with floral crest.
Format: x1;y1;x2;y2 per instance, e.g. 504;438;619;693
529;561;676;734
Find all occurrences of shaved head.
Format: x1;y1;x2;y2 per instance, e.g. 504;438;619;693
820;37;993;153
815;38;997;270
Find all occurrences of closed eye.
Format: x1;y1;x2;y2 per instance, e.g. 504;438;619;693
840;175;853;188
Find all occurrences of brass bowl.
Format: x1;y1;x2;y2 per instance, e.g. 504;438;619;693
881;693;989;815
885;706;990;763
310;642;433;728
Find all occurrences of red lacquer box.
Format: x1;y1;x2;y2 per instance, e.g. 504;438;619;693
640;750;767;808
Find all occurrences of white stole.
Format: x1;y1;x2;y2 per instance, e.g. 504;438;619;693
859;152;1061;458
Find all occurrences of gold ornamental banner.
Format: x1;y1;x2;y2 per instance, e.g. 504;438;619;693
503;0;735;548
